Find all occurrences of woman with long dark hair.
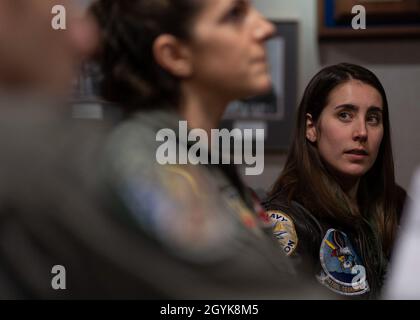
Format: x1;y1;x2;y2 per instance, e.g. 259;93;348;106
264;63;407;298
88;0;319;298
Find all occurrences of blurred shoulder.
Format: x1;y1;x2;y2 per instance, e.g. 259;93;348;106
395;184;409;222
103;110;180;178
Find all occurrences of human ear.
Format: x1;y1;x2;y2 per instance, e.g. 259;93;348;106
306;113;317;143
153;34;193;78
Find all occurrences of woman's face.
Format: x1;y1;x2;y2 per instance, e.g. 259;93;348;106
307;80;384;181
186;0;275;101
0;0;97;95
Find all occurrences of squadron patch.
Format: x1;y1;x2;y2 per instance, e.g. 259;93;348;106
121;165;235;261
267;210;298;256
317;229;370;296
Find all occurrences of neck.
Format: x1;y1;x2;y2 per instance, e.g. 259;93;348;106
179;82;230;135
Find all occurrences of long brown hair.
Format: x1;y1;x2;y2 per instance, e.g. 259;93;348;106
270;63;399;291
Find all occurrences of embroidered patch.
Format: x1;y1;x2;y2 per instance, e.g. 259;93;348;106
317;228;370;296
267;210;298;256
120;165;235;259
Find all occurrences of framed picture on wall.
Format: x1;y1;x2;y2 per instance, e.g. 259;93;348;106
318;0;420;39
220;21;298;151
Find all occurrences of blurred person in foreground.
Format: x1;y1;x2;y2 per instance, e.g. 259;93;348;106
383;168;418;299
88;0;329;299
0;0;108;298
0;0;97;97
0;0;326;299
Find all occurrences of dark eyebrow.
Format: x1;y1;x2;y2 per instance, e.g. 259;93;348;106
367;106;383;113
334;104;358;111
334;104;383;112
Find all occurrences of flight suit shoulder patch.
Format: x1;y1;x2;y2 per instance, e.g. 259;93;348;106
267;210;298;256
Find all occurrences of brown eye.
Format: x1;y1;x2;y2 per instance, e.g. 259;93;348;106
367;113;382;125
338;111;352;122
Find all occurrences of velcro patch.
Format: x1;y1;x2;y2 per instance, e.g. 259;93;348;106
267;210;298;256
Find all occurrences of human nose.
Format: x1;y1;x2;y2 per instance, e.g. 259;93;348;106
253;11;276;41
353;118;368;142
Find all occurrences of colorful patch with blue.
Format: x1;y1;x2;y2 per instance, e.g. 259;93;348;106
267;210;298;256
317;228;370;296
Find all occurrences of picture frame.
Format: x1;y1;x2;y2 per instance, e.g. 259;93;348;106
221;21;299;151
318;0;420;39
